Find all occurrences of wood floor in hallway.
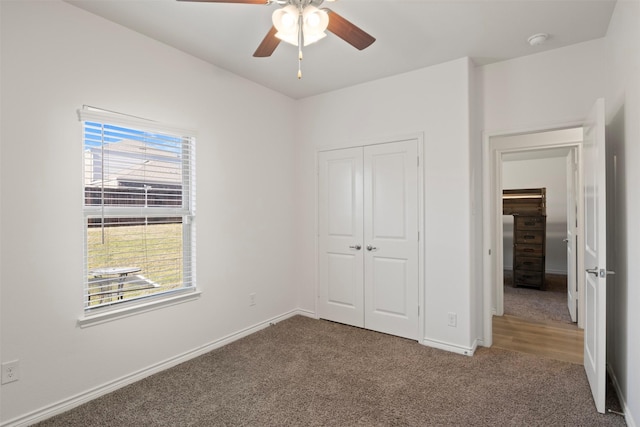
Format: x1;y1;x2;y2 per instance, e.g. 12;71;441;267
492;314;584;365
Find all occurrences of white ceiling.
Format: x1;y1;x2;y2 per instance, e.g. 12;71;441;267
64;0;616;99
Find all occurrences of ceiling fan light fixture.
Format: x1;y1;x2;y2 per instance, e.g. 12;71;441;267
272;4;329;47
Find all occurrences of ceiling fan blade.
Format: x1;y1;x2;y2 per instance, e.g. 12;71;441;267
325;9;375;50
253;26;281;57
177;0;268;4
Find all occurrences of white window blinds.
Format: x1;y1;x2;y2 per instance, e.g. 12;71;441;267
79;107;196;311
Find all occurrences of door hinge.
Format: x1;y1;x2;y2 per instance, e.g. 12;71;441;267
418;231;420;241
418;305;420;316
417;156;420;167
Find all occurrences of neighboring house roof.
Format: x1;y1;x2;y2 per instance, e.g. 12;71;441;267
111;159;181;187
85;139;182;187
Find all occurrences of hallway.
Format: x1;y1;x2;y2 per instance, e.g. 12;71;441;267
494;271;582;365
492;314;583;364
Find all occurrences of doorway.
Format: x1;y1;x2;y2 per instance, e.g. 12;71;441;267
501;148;574;326
489;129;585;365
482;126;585;348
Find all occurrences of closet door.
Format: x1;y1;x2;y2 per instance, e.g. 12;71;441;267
318;139;420;340
318;148;364;327
363;140;419;340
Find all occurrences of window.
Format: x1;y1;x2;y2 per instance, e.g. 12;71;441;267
80;107;196;313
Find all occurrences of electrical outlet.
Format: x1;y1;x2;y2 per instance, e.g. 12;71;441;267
249;293;256;306
2;360;20;384
447;312;457;327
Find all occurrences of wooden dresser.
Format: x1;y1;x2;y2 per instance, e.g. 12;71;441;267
503;188;546;290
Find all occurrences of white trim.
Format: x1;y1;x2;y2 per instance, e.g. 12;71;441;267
4;309;310;427
482;120;584;140
482;122;586;348
78;289;202;328
294;308;317;319
422;337;477;357
482;129;493;346
607;365;637;427
77;107;197;138
417;136;426;343
313;148;320;319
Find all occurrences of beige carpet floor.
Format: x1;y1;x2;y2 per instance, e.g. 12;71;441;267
504;271;573;324
36;315;625;426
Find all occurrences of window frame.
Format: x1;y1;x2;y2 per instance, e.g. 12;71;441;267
78;107;199;326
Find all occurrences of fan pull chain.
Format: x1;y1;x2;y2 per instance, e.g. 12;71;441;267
297;10;303;79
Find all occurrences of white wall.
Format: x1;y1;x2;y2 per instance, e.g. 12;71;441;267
0;1;298;423
479;39;605;132
294;58;479;354
502;156;568;274
604;1;640;426
3;0;638;425
469;59;484;347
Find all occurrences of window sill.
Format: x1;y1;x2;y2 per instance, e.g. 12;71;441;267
78;289;201;328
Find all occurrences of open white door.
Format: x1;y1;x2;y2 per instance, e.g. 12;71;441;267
566;149;578;322
583;98;608;413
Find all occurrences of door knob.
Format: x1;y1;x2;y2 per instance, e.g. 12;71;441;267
366;245;378;251
563;238;570;243
349;245;362;250
586;268;616;278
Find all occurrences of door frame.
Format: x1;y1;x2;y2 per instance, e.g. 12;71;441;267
566;148;579;322
482;123;585;346
314;132;425;341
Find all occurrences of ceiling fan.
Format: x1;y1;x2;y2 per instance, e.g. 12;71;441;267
178;0;376;78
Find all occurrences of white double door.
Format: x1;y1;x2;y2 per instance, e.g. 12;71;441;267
318;139;419;340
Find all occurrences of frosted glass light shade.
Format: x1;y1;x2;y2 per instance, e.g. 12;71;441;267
273;5;299;46
302;6;328;46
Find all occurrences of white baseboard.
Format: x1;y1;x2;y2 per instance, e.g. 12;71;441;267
293;308;316;319
607;364;637;427
421;337;477;356
1;309;312;427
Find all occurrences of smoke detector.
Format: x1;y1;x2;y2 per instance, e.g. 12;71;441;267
527;33;549;46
